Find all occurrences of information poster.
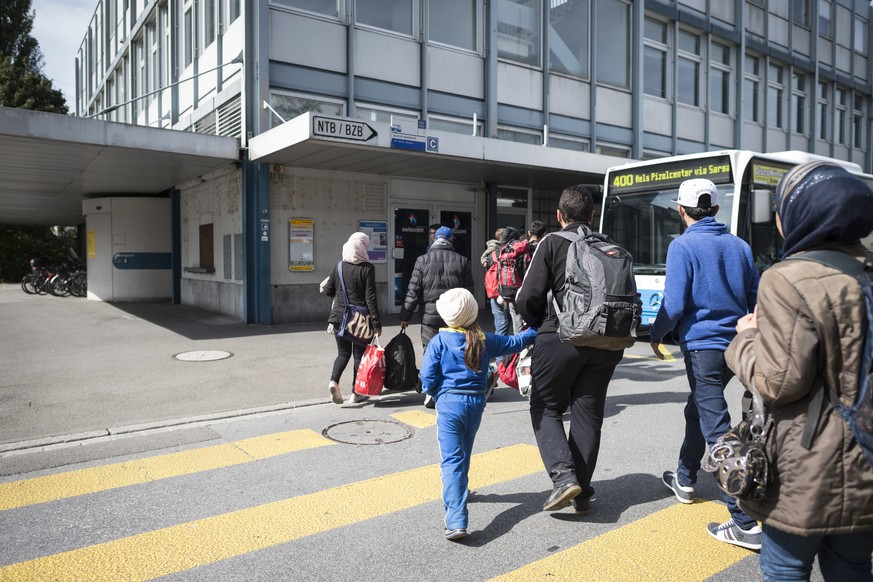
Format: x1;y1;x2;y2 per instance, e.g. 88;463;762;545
357;220;388;263
288;218;314;271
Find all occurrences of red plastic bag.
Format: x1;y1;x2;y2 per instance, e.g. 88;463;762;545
354;337;386;396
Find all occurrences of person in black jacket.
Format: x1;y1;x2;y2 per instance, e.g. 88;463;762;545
515;185;624;515
400;226;474;407
323;232;381;405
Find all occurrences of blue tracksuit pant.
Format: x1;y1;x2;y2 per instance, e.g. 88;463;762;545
436;392;486;530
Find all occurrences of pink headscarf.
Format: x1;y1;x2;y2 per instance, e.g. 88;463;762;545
342;232;370;264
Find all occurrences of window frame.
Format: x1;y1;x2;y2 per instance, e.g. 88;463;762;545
817;80;829;141
835;87;848;146
676;28;702;108
709;41;732;116
497;0;543;68
818;0;831;38
643;17;669;101
744;54;761;123
791;71;807;135
356;0;418;39
767;62;785;130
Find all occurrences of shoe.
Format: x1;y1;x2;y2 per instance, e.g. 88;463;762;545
572;496;590;515
662;471;694;504
543;482;582;511
329;381;343;405
445;528;468;541
707;519;762;551
347;391;369;404
424;394;436;409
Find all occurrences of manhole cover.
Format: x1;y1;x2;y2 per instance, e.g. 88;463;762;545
174;350;234;362
323;419;414;445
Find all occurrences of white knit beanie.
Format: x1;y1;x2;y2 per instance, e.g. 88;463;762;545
436;288;478;328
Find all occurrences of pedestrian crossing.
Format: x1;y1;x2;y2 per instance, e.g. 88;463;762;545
0;413;758;581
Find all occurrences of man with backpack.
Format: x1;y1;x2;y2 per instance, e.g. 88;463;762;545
724;162;873;579
515;185;632;515
649;178;762;550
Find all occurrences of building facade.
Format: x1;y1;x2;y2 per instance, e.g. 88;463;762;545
75;0;873;324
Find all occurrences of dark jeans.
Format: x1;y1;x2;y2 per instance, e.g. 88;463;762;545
330;335;366;387
529;332;623;498
760;525;873;581
421;323;439;352
677;349;756;530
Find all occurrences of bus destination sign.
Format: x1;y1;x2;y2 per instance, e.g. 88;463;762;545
608;154;733;194
751;161;792;187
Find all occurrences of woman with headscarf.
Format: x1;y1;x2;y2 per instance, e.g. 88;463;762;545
725;161;873;580
322;232;381;405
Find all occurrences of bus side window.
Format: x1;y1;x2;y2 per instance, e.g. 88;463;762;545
750;188;779;270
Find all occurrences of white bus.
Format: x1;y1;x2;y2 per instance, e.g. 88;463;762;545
599;150;873;330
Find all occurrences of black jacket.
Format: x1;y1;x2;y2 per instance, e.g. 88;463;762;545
399;240;474;328
324;260;381;330
515;221;589;334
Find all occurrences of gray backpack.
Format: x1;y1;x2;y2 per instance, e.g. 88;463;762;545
550;226;641;351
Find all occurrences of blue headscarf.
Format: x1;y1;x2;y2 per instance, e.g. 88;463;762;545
775;161;873;258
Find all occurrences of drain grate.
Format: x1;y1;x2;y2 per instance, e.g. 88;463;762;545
173;350;234;362
322;419;414;445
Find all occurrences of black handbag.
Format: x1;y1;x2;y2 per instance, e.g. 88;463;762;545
335;261;374;346
702;382;774;501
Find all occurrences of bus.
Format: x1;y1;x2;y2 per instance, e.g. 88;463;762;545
599;150;873;330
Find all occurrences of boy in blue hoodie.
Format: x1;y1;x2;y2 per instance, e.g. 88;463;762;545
420;288;536;541
649;178;761;550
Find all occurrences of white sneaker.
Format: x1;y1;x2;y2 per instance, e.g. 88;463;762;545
424;394;435;409
347;391;368;404
707;519;762;551
329;381;343;405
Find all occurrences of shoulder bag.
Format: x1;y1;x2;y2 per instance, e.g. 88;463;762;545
335;261;375;346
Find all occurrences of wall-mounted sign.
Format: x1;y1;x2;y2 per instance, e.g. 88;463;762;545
357;220;388;263
289;218;314;271
312;116;377;142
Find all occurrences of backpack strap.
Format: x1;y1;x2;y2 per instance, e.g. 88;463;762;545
547;229;583;316
337;261;351;304
787;249;867;450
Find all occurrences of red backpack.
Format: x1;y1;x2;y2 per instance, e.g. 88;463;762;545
484;250;499;299
496;240;531;301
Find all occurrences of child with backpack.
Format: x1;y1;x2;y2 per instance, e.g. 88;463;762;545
419;288;536;541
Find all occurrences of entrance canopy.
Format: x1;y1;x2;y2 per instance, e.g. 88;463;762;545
249;112;626;191
0;107;240;226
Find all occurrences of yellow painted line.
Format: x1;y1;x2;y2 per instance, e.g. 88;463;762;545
623;344;677;363
392;409;437;428
0;429;335;511
0;444;542;582
491;501;751;582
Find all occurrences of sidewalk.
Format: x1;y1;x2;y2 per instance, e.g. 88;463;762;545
0;284;439;452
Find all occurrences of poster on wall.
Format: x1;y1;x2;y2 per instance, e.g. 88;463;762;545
357;220;388;263
289;218;315;271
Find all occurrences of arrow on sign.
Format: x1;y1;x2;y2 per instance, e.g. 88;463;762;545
312;116;378;142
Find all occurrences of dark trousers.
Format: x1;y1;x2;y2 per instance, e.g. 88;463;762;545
330;335;366;387
420;323;439;352
529;332;623;498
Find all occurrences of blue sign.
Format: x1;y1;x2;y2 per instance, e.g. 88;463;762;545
112;252;172;270
391;137;426;152
417;119;427;130
427;137;439;152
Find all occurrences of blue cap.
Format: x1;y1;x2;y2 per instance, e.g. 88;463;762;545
434;226;454;240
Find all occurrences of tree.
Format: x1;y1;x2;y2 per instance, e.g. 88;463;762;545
0;0;67;113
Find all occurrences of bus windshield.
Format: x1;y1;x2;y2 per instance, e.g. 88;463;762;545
602;188;680;275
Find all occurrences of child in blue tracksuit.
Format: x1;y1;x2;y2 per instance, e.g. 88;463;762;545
420;288;536;541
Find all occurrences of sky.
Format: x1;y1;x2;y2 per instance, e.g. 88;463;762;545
30;0;95;108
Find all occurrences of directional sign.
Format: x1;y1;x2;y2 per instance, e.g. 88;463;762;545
312;116;377;142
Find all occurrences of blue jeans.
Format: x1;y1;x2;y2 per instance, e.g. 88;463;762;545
677;349;757;530
760;524;873;581
436;392;486;530
490;298;509;336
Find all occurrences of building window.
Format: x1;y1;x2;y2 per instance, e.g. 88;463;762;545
204;0;217;47
548;134;589;152
550;0;589;78
595;0;630;89
273;0;338;18
596;144;631;158
228;0;241;24
643;18;668;99
835;88;847;145
183;4;194;67
428;115;483;136
356;104;418;129
744;55;760;122
855;16;868;54
497;0;541;67
767;63;784;129
147;21;158;97
792;72;807;135
430;0;476;50
677;29;701;107
357;0;414;36
268;92;345;128
853;95;865;149
710;42;731;115
818;0;831;38
818;80;829;140
792;0;809;26
497;126;542;145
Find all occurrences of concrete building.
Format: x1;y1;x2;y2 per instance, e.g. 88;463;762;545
68;0;871;324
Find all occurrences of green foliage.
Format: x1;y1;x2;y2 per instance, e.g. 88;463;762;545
0;226;79;282
0;0;68;113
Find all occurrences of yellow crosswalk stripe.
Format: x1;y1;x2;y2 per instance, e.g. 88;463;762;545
392;409;437;428
0;444;542;582
0;429;335;511
490;501;751;582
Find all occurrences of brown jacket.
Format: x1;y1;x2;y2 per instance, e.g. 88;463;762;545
725;243;873;536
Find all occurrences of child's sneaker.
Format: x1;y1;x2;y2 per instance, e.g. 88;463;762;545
706;519;762;551
445;528;468;541
329;381;343;405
